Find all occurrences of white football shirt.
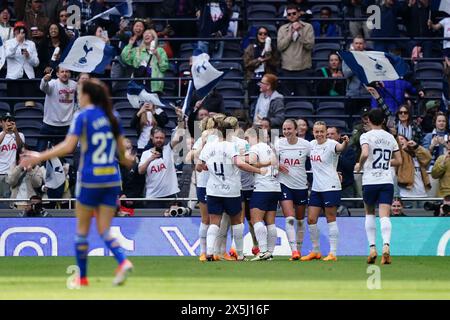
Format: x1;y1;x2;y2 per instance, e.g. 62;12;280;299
0;132;25;174
309;139;341;192
192;137;209;188
275;137;311;190
139;143;180;197
232;136;254;190
360;129;399;186
199;140;241;197
249;142;281;192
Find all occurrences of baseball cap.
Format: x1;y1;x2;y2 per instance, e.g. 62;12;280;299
360;106;370;117
426;100;440;110
2;112;15;121
13;21;27;30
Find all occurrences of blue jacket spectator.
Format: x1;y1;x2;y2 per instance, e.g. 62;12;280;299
370;79;422;114
312;6;339;37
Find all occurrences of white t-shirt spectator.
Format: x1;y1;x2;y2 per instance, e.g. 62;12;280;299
439;18;450;49
4;38;39;79
139;144;180;198
0;132;25;174
360;129;399;186
137;109;165;149
199;140;241;197
275;137;311;190
309;139;341;192
40;78;77;127
250;142;281;192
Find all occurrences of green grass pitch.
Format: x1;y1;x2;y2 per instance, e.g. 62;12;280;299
1;256;449;299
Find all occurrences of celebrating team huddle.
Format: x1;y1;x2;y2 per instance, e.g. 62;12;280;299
193;108;401;264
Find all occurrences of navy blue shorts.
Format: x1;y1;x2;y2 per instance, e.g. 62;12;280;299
363;184;394;206
241;190;253;202
280;184;308;206
77;186;121;208
196;187;207;204
309;190;341;208
207;195;242;216
250;191;281;212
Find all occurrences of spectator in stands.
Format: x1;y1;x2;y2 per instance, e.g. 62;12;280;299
138;108;185;209
251;73;285;129
0;6;14;44
312;6;339;37
280;0;312;22
38;23;69;76
396;134;432;201
92;24;110;44
188;106;210;138
57;8;78;40
342;35;370;115
23;0;50;46
428;12;450;58
259;117;272;132
66;0;106;28
315;52;346;97
5;22;40;106
369;79;424;114
394;105;423;143
16;0;63;24
402;0;436;58
391;198;406;216
7;145;44;210
131;102;169;154
371;0;402;54
327;126;356;216
121;28;169;95
343;0;373;44
422;112;449;169
190;88;226;116
225;0;240;37
417;100;440;134
38;67;77;152
243;26;280;97
350;106;370;160
196;0;230;59
296;117;313;141
277;4;315;96
112;18;148;92
431;138;450;197
0;112;24;200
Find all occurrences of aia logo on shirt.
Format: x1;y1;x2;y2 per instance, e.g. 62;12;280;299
150;163;166;173
310;155;322;162
283;158;301;166
0;143;17;152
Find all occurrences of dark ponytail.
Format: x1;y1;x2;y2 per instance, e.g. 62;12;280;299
81;79;120;141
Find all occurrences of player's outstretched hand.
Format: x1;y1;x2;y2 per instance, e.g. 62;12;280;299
19;150;42;170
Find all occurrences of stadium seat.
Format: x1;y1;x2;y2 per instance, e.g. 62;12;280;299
312;42;341;68
421;81;443;98
0;82;7;97
316;118;348;132
216;81;244;98
316;101;345;115
213;62;243;79
415;62;444;80
246;4;277;17
13;102;44;114
285;101;315;117
223;42;243;58
15;118;44;128
0;102;11;114
179;43;195;59
16;123;42;149
14;107;43;118
224;100;243;113
113;101;136;119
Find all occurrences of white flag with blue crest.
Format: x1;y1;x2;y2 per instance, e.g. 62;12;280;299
86;0;133;24
338;50;410;85
191;52;225;98
59;36;115;74
432;0;450;14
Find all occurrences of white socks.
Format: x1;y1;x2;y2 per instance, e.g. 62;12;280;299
285;217;296;252
199;223;209;254
214;214;230;255
297;218;306;252
267;224;277;254
254;221;268;252
328;221;339;256
380;217;391;246
365;215;376;247
231;223;244;258
206;224;219;256
308;223;320;253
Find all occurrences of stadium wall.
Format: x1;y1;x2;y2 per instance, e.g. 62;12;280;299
0;217;449;257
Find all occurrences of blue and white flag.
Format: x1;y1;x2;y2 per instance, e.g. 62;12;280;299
338;50;410;85
181;80;194;115
127;81;165;108
191;52;225;98
86;0;133;24
45;157;66;190
59;36;115;74
432;0;450;15
0;37;5;70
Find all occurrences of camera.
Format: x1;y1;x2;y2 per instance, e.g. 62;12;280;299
167;206;192;217
423;201;450;216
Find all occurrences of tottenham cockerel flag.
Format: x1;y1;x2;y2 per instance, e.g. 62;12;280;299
86;0;133;24
59;36;115;74
127;81;165;108
432;0;450;14
338;50;410;85
182;51;226;115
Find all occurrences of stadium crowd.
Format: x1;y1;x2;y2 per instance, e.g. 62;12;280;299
0;0;449;219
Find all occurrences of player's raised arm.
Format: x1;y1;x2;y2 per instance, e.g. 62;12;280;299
335;135;349;153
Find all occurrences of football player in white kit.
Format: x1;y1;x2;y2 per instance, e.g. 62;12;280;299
302;121;349;262
198;118;263;261
355;108;402;264
246;127;281;261
275;119;311;261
